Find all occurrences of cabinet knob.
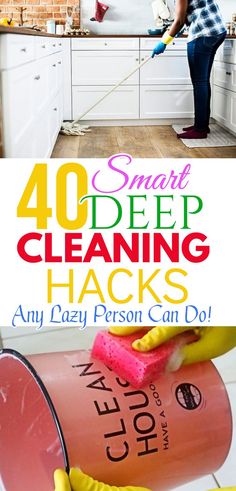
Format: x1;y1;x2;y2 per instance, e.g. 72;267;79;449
20;47;27;52
34;75;41;80
52;64;56;67
53;44;56;47
59;43;62;46
42;45;46;49
58;61;62;64
226;71;232;75
104;42;108;46
136;58;139;61
53;107;58;111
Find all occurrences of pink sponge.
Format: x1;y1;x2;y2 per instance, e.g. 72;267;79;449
92;330;195;388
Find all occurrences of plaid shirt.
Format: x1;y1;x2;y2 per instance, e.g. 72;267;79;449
186;0;226;42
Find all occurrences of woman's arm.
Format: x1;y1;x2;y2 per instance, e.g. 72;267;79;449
168;0;188;37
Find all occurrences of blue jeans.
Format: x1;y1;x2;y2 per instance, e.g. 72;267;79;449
187;33;226;131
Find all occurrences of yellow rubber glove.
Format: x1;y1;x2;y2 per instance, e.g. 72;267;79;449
54;468;151;491
109;326;236;366
209;488;236;491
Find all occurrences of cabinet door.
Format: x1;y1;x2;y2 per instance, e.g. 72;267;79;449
49;91;63;146
48;53;63;99
33;114;51;158
33;58;51;114
62;39;72;120
72;51;139;85
2;64;35;156
72;85;139;120
229;91;236;134
212;86;230;127
140;51;191;85
140;85;194;119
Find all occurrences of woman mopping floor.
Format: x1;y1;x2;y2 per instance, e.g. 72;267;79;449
152;0;226;139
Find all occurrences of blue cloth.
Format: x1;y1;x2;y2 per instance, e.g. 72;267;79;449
186;0;226;42
152;41;167;58
187;32;226;131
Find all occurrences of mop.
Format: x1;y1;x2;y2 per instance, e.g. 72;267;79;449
60;55;152;136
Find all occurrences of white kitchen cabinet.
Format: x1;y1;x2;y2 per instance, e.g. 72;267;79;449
71;37;140;120
140;85;194;119
213;39;236;135
140;51;191;85
213;86;236;134
213;86;230;127
72;85;139;120
140;37;193;119
229;91;236;133
72;50;139;86
71;36;193;122
0;33;64;157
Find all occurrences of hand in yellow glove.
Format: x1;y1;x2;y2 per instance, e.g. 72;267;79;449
54;468;151;491
109;326;236;367
209;488;236;491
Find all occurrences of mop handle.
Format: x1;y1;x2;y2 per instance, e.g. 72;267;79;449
73;55;152;124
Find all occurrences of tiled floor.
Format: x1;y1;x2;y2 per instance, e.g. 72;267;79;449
0;327;235;490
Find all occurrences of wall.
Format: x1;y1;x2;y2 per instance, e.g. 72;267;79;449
80;0;234;35
218;0;236;22
0;0;80;28
80;0;175;35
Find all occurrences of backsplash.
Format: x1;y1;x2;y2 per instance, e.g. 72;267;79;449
0;0;80;28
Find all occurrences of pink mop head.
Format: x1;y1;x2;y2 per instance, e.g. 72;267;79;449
92;330;196;388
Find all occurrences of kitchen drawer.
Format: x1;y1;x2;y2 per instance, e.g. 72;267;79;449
140;51;190;85
215;39;235;64
72;50;139;85
72;85;139;120
50;39;63;54
71;37;139;51
140;85;194;119
140;37;187;51
0;34;35;69
35;37;52;59
214;62;236;93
